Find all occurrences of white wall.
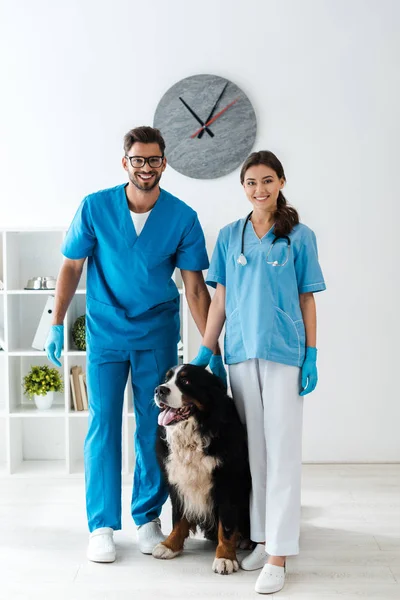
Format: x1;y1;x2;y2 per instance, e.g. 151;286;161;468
1;0;399;462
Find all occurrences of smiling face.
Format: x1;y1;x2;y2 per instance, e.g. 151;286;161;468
242;164;285;214
122;142;166;192
154;365;196;427
154;364;222;427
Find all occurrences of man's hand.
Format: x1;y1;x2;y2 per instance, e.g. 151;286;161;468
191;345;213;367
45;325;64;367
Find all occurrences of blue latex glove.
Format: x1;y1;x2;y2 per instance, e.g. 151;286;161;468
209;354;228;390
300;347;318;396
191;345;213;367
45;325;64;367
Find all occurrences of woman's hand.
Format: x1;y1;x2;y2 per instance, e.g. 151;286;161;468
209;354;227;390
300;347;318;396
191;346;228;390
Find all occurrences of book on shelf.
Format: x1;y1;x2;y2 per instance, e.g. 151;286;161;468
83;373;89;408
78;372;88;410
70;374;78;411
70;365;87;411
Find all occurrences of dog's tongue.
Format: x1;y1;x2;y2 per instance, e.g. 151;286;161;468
158;408;177;426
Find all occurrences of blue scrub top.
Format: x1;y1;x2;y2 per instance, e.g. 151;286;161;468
62;185;209;351
206;219;326;367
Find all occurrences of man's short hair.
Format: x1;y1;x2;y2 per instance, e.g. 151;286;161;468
123;126;166;155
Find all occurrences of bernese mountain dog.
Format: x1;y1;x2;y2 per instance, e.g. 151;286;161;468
153;363;251;575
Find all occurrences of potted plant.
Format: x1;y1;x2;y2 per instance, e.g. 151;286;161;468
72;314;86;351
22;365;64;410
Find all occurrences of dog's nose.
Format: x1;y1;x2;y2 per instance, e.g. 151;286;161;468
155;385;170;397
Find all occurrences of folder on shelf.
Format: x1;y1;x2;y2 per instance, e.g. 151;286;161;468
0;325;5;351
71;366;84;411
32;295;55;351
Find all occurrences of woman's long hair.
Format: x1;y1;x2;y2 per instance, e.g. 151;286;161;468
240;151;299;236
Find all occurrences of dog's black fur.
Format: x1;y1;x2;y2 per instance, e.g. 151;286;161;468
153;364;251;574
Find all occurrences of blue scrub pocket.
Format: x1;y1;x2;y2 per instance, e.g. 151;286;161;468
87;296;133;350
271;307;305;366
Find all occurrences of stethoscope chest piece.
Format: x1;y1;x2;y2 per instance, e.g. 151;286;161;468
237;211;291;268
237;253;247;266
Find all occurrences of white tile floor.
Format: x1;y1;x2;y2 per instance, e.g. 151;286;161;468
0;465;399;599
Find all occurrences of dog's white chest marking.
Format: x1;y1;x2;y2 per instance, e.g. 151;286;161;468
165;418;220;521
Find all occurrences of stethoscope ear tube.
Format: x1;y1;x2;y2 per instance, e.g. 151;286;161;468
237;212;291;266
237;212;253;266
272;235;291;246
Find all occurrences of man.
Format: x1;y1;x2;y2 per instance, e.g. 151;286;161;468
45;126;225;562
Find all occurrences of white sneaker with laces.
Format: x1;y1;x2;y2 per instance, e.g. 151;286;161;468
87;527;116;563
137;517;166;554
240;543;267;571
255;562;286;594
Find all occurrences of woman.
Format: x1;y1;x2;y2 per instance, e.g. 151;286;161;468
192;150;326;594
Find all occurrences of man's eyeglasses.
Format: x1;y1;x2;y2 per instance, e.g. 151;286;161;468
125;155;164;168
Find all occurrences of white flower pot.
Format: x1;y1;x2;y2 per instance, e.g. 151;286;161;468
34;391;54;410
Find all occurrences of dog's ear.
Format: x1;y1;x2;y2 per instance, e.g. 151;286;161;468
204;381;233;425
211;376;226;394
202;368;226;393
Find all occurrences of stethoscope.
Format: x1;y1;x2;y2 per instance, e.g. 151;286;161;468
237;211;291;267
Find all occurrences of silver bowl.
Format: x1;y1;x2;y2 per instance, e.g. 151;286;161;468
25;276;57;290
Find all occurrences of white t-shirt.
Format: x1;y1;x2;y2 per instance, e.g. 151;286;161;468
130;209;152;236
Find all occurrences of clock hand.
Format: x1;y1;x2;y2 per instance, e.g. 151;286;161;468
190;98;239;139
179;97;214;138
197;81;229;139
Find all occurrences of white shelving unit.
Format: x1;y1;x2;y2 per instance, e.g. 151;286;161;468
0;229;189;477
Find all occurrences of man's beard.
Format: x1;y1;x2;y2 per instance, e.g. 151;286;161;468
130;171;162;192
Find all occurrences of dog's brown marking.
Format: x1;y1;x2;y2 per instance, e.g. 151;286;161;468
215;521;238;561
161;517;191;553
164;368;174;381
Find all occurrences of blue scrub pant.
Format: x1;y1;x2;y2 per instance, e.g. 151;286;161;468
84;345;177;532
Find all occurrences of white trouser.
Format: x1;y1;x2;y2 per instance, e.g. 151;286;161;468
229;359;303;556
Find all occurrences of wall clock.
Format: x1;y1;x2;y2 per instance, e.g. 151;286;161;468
153;74;257;179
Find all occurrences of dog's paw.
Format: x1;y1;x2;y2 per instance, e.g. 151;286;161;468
212;557;239;575
152;542;182;560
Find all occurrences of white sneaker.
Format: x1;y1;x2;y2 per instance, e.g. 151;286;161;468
137;518;166;554
240;543;267;571
87;527;116;563
255;563;286;594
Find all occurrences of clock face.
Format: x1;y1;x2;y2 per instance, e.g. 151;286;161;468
153;74;257;179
